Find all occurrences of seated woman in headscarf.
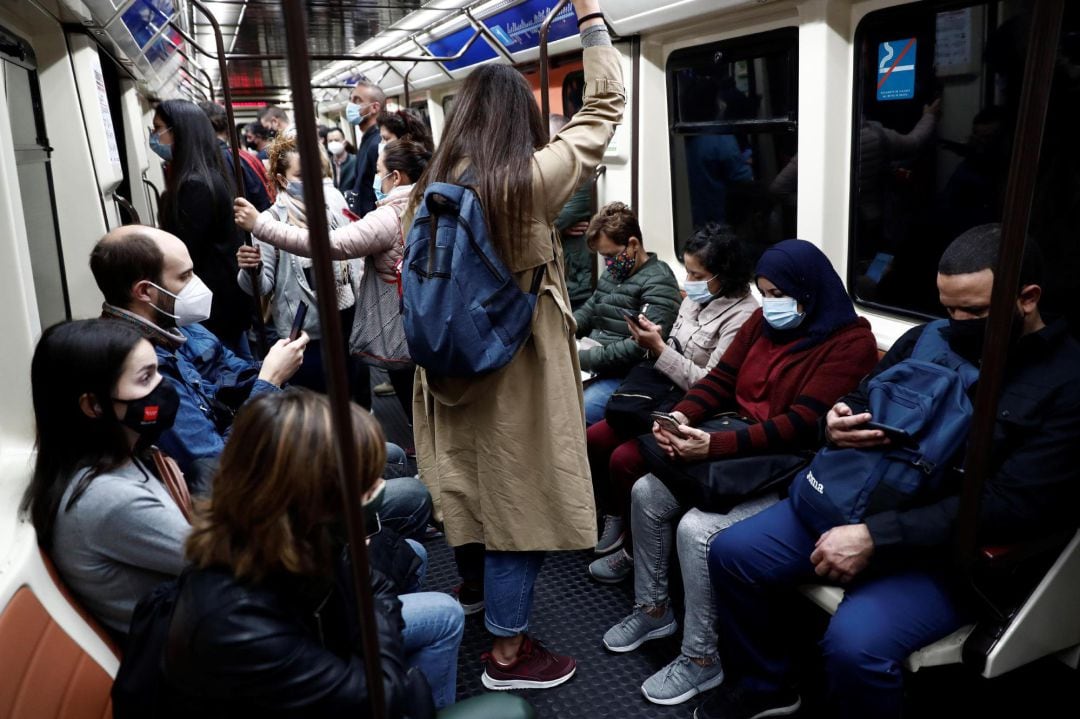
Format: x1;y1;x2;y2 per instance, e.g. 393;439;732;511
591;239;878;708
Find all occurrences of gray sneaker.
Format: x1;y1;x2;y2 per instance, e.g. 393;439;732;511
588;548;633;584
595;515;625;555
642;653;725;706
603;606;678;653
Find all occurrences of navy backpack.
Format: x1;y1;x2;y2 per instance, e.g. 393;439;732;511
790;320;979;535
401;181;545;377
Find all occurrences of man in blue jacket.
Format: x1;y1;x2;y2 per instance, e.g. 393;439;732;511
90;226;432;537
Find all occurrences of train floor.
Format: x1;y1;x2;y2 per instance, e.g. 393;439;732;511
370;370;1080;718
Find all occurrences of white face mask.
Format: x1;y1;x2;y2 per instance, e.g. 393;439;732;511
327;140;345;156
377;140;387;158
149;276;214;327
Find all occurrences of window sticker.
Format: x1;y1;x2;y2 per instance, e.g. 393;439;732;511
877;38;917;101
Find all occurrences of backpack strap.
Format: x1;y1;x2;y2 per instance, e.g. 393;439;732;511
912;319;979;389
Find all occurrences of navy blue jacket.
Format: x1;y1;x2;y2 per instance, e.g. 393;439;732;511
348;125;380;216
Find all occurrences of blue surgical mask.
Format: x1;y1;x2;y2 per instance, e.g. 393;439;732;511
762;296;805;330
372;172;388;203
149;131;172;161
684;275;717;304
285;180;304;198
347;101;373;126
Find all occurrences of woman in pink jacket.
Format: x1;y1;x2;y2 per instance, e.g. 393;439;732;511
235;139;430;419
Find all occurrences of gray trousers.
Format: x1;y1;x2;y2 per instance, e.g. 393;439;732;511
631;473;780;659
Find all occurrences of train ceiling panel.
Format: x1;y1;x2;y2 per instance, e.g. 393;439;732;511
205;0;422;99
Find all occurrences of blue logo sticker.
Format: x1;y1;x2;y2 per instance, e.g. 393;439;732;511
876;38;917;102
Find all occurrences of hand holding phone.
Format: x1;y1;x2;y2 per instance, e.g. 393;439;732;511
862;421;918;449
289;302;309;341
620;308;642;327
651;411;688;438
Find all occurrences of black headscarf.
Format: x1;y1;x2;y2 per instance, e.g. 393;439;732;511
755;239;859;351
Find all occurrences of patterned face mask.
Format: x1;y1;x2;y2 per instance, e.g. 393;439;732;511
605;250;637;283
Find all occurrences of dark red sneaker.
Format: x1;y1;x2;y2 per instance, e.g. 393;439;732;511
481;636;576;690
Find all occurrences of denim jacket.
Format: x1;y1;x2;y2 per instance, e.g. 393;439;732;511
155;324;279;475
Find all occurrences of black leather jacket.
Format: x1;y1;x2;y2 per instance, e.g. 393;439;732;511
161;548;411;718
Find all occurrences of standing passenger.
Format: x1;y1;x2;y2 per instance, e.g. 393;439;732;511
345;80;386;216
410;0;624;690
151;99;252;357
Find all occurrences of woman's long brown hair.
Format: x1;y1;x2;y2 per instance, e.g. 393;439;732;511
413;63;548;261
185;389;386;582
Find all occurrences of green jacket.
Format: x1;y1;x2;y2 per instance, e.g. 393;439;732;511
555;185;596;309
573;252;683;375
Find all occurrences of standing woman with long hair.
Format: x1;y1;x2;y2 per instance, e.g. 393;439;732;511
410;0;623;690
152;99;251;356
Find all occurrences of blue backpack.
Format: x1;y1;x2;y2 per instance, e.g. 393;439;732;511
790;320;979;535
401;182;545;377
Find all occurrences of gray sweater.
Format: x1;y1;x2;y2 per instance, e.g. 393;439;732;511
51;460;189;633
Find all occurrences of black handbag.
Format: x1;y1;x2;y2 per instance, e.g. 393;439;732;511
603;360;685;436
637;415;812;514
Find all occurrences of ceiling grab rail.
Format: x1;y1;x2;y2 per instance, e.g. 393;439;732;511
188;0;269;357
953;0;1065;573
279;2;386;717
539;0;572;121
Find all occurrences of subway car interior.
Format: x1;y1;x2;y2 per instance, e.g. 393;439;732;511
0;0;1079;717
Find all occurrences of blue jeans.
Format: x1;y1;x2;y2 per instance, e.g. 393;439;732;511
484;551;545;637
708;499;967;719
380;473;432;540
401;591;465;709
583;377;622;426
406;538;428;592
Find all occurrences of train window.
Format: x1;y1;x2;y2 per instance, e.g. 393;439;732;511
1;26;70;325
850;2;1080;333
667;28;798;259
562;70;585;118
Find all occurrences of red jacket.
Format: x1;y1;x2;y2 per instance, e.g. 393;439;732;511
673;310;878;459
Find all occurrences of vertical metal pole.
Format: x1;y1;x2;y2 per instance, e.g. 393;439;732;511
279;2;386;717
539;0;572;120
954;0;1065;568
189;0;267;356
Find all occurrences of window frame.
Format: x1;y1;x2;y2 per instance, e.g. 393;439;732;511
846;0;1001;323
665;27;799;256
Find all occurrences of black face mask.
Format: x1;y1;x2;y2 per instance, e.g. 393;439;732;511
946;312;1024;364
111;380;179;444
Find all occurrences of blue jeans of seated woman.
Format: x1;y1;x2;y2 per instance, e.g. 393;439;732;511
484;551;545;637
380;473;432;540
583;378;622;426
401;591;465;709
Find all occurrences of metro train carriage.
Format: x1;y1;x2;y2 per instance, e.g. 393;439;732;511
0;0;1078;717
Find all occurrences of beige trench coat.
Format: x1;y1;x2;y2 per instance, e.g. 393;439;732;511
413;45;626;551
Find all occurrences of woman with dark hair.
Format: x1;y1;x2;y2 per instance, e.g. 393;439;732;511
152;99;251;356
585;223;759;557
20;319;189;635
378;108;434;152
156;390;465;714
594;240;878;707
408;0;621;690
234;139;431;421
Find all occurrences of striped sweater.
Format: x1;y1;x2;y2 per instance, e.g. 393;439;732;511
672;310;878;459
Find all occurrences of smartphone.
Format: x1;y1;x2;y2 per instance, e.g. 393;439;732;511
289;302;308;341
862;421;918;448
650;411;688;438
620;308;641;327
